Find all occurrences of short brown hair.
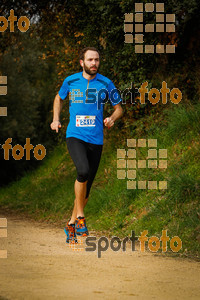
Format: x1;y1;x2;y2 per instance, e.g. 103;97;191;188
79;47;100;61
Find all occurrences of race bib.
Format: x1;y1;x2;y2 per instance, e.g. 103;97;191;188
76;115;96;127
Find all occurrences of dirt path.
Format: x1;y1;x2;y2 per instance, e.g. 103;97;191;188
0;215;199;300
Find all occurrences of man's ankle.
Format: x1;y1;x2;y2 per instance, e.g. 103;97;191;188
68;219;75;225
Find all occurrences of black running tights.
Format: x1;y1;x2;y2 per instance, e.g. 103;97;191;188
66;137;103;199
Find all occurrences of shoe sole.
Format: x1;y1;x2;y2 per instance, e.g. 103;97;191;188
76;231;89;237
66;239;78;244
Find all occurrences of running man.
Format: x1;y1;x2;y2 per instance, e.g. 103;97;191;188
51;47;123;243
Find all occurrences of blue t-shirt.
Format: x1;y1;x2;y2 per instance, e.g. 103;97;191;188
58;72;122;145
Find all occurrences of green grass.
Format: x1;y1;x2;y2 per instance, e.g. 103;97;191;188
0;102;199;257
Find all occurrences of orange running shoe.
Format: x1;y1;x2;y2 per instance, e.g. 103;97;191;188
64;222;78;244
75;217;89;236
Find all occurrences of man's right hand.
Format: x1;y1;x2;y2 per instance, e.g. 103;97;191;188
50;121;62;133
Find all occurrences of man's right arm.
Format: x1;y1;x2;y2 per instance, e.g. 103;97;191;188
50;94;63;133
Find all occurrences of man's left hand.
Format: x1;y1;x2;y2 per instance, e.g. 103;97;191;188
104;117;114;129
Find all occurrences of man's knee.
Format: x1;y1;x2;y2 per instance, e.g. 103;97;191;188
77;167;89;182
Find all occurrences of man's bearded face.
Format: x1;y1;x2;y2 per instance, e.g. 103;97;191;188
81;50;100;75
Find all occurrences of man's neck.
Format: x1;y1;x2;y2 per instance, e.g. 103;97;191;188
82;70;97;81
